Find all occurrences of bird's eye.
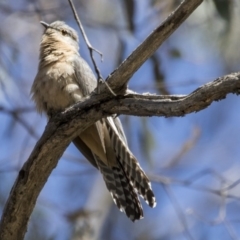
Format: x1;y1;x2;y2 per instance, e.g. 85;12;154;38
61;30;68;36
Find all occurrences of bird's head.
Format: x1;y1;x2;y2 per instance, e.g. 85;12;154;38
40;21;79;51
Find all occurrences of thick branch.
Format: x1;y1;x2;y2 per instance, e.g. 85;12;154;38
65;72;240;118
104;72;240;116
0;107;103;240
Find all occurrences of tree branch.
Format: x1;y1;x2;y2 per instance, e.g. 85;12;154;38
0;107;103;240
104;72;240;117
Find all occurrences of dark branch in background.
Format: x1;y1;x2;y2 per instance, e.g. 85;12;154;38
0;106;38;139
0;0;232;239
151;54;169;95
123;0;135;32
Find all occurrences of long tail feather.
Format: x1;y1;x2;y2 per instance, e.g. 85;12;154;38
95;156;143;221
106;118;156;208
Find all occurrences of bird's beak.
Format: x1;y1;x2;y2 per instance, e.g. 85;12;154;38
40;21;49;29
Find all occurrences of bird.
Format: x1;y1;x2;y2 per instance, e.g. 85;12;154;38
31;20;156;221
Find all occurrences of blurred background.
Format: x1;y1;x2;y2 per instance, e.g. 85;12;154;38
1;0;240;239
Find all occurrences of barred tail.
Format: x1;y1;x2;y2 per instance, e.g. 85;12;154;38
106;118;156;208
95;156;143;221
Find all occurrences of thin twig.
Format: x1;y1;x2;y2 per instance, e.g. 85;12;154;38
186;184;227;226
68;0;110;95
223;220;239;240
163;126;201;168
223;178;240;191
163;185;195;240
150;172;240;201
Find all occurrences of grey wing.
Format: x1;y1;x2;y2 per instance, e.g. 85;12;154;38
72;137;98;169
73;54;126;143
72;55;99;168
73;55;97;96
